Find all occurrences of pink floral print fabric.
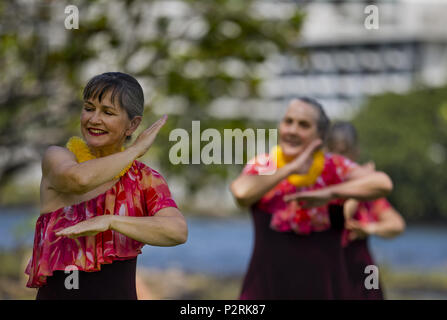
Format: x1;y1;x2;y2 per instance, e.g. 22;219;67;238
25;161;177;288
242;152;358;235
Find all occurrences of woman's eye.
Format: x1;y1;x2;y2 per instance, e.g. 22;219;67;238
299;121;310;129
83;107;93;111
105;111;114;115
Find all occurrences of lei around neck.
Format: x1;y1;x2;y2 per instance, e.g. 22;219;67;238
271;145;325;187
66;136;133;179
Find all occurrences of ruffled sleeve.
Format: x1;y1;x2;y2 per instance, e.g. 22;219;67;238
354;198;392;223
139;165;178;216
242;153;276;176
321;153;359;185
25;161;177;288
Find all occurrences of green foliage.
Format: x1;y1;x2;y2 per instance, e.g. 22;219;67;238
0;0;304;201
352;87;447;222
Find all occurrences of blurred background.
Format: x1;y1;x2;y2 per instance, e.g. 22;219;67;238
1;0;447;299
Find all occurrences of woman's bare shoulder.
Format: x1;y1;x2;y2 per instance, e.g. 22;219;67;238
42;145;76;174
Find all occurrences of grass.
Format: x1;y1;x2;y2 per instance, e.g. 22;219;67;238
1;249;447;300
0;248;37;300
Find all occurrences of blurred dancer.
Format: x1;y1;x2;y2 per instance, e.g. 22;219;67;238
327;121;405;299
230;98;393;299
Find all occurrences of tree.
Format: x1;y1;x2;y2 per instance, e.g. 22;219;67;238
352;86;447;222
0;0;305;206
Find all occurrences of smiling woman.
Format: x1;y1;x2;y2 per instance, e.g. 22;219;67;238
230;98;393;299
81;73;145;147
25;72;188;300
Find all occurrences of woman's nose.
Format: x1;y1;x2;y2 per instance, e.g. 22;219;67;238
284;123;299;135
89;111;103;124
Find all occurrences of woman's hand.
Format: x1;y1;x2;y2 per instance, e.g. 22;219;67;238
345;219;376;240
344;199;360;220
362;161;375;172
131;115;168;158
55;215;112;239
283;187;333;208
285;139;323;175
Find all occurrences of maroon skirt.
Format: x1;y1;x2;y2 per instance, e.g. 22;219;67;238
344;239;384;300
240;205;352;300
36;257;138;300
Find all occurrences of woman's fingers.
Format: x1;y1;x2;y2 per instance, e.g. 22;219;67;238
362;161;375;172
289;139;323;173
56;227;71;236
146;114;167;134
284;193;314;202
132;115;168;157
56;228;94;238
141;115;168;143
56;227;78;237
345;219;362;231
56;223;89;237
302;139;323;157
283;192;300;202
310;138;323;151
284;189;322;202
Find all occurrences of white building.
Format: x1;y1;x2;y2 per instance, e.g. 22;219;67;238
209;0;447;121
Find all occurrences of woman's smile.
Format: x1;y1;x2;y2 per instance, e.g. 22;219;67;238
80;90;133;157
87;127;108;136
282;135;301;147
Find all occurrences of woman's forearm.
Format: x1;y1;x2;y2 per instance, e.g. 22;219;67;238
109;211;188;246
69;146;140;193
367;221;402;238
329;172;393;201
230;164;295;207
368;209;406;238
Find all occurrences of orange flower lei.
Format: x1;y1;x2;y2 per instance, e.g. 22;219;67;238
270;145;325;187
66;136;133;179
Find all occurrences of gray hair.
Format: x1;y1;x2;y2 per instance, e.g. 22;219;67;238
326;121;358;154
83;72;144;141
293;97;330;141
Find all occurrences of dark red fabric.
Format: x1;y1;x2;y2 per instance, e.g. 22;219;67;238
344;239;384;300
36;257;137;300
240;205;352;300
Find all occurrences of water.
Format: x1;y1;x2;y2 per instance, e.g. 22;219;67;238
138;217;254;275
1;208;447;275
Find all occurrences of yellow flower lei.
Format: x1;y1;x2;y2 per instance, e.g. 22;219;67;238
66;136;133;179
270;145;325;187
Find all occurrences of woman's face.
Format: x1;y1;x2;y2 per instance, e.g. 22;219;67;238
329;138;357;161
80;90;132;155
279;100;320;159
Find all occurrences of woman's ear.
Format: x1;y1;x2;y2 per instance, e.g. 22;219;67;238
126;116;142;137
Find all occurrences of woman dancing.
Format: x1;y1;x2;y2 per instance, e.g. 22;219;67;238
25;72;188;299
230;98;393;299
327;121;405;299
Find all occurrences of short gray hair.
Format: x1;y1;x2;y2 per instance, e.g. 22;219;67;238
293;96;330;141
83;72;144;141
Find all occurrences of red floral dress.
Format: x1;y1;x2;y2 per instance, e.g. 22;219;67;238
341;198;392;247
25;161;177;288
239;152;360;299
243;152;358;234
342;198;392;299
353;198;391;224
